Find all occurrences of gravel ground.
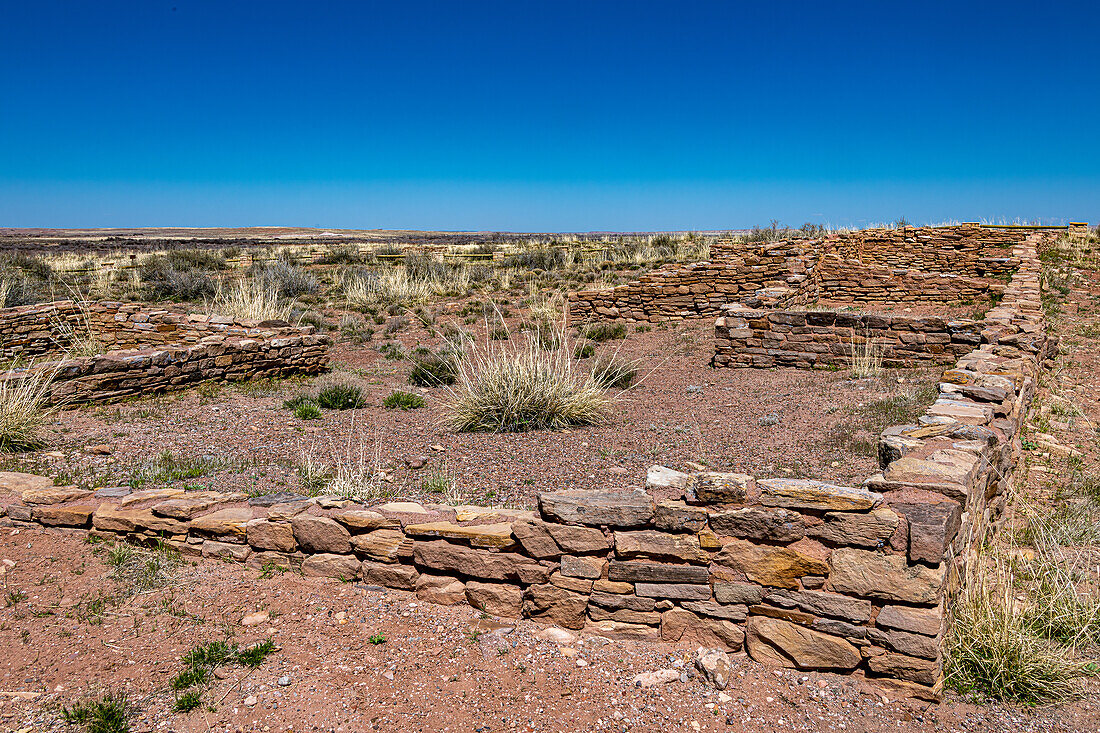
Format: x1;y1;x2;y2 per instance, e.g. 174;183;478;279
0;528;1096;733
15;319;940;508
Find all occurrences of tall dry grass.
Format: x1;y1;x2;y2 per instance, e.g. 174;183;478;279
441;325;612;432
208;279;292;322
0;363;59;451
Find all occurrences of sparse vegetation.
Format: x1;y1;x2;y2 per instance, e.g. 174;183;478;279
62;690;132;733
847;336;884;378
384;391;425;410
442;330;612;432
316;384;366;410
0;363;59;451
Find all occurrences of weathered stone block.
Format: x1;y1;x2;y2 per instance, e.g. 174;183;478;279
829;548;943;604
714;538;828;589
538;489;655;527
709;506;805;542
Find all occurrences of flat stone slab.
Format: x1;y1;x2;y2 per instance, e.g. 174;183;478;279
21;486;90;505
403;521;515;548
538;489;655;527
0;472;54;496
758;479;880;511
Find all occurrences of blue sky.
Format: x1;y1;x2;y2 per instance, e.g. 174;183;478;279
1;1;1097;230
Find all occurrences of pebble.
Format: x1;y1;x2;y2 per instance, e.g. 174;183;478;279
277;676;291;686
244;695;257;706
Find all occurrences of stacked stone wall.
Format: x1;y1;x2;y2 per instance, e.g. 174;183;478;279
569;225;1038;324
0;300;331;404
714;310;983;369
0;232;1055;698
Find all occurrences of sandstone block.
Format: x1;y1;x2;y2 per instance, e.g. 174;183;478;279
245;519;297;552
614;529;711;564
829;548;943;604
412;540;527;581
292;515;352;554
709;506;805;542
302;553;360;580
694;473;753;504
465;581;523;618
351;529;409;563
714;538;828;589
660;608;744;650
560;554;606;579
538;489;654;527
361;560;418;589
759;479;880;511
415;574;466;605
32;504;93;527
522;583;589;629
746;616;860;671
608;560;709;584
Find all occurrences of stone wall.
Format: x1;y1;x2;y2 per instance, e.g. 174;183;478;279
0;232;1054;698
714;309;984;369
568;224;1040;324
0;300;332;404
0;300;302;359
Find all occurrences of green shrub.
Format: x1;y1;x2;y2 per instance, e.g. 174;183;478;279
580;322;626;342
249;258;318;298
138;255;219;301
62;690;131;733
573;340;596;359
293;400;322;419
316;384;365;410
383;391;424;410
408;352;458;387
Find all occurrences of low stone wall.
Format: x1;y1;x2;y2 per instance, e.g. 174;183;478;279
0;233;1053;698
568;224;1045;324
714;310;984;369
814;256;1004;304
0;300;332;404
823;224;1024;278
0;300;300;359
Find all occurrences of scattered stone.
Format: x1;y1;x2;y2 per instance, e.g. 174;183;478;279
241;611;270;626
694;648;732;689
633;668;681;687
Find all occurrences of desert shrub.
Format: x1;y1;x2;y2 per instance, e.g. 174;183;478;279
339;314;374;343
316;384;365;410
62;690;131;733
0;364;58;451
591;352;637;389
946;558;1085;704
173;690;203;713
409;351;459;387
580;322;626;342
315;245;364;265
286;397;321;419
138;255;218;301
0;254;53;306
166;249;227;270
441;331;611;432
249;257;318;298
573;340;596;359
384;391;424;410
502;246;566;271
404;252;448;281
208;279;292;322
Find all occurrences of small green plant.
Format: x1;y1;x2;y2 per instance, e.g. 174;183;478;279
591;353;637;389
316;384;365;410
5;588;27;607
169;665;211;691
368;633;386;645
580;322;626;342
573;340;596;359
62;690;131;733
293;400;322;420
422;467;454;495
234;639;277;667
383;391;424;410
172;690;203;713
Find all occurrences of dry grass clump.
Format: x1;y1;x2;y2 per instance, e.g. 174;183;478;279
208;278;292;322
297;433;397;503
847;335;884;378
0;363;58;451
946;554;1088;704
441;327;612;432
344;269;431;308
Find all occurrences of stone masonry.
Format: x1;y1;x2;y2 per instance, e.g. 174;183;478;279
0;300;331;404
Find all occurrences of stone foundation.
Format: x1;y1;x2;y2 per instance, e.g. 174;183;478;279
0;300;331;404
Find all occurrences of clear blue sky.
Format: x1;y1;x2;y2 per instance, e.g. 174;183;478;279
1;1;1097;231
